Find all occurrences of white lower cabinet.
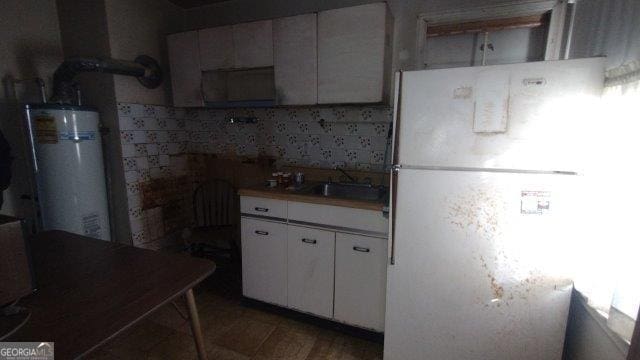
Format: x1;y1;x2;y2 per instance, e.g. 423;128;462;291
334;233;387;332
241;217;287;307
240;196;388;332
286;225;335;318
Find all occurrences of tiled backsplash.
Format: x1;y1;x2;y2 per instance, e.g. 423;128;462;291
117;103;393;170
117;102;393;248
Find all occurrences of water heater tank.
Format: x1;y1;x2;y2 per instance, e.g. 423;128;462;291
24;104;110;240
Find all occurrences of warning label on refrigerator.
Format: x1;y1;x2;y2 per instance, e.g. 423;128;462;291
34;115;58;144
521;191;551;215
82;212;102;239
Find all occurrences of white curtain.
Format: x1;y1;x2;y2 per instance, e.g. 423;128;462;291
573;60;640;343
567;0;640;343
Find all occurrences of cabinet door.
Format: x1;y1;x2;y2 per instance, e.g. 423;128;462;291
317;3;389;104
334;233;387;331
287;225;335;318
167;31;203;107
273;14;317;105
199;26;234;70
233;20;273;68
241;218;287;306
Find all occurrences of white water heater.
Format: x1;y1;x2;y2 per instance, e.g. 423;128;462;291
24;104;110;240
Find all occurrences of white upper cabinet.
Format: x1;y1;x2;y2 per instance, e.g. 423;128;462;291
317;3;392;104
273;13;318;105
168;3;392;107
167;31;203;107
198;26;234;70
233;20;274;69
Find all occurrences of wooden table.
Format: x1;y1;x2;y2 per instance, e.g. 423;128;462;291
9;230;215;359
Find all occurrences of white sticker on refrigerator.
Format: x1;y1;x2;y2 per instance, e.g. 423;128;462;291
82;212;102;238
521;191;550;215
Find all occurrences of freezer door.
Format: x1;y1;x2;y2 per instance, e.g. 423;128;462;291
384;168;579;360
394;58;604;172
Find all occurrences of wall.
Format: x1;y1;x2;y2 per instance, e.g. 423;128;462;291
564;292;628;360
105;0;184;105
116;102;392;248
0;0;64;219
57;0;184;106
56;0;128;242
56;0;114;113
103;0;184;243
0;1;63;99
56;0;185;243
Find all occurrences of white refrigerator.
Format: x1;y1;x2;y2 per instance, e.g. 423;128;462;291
384;58;604;360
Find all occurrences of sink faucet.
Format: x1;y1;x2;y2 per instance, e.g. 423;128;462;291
335;167;357;183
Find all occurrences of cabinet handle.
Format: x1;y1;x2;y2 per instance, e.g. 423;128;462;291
254;207;269;212
255;230;269;236
353;246;370;253
301;238;317;244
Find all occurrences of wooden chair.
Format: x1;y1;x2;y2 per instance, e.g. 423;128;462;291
184;179;239;261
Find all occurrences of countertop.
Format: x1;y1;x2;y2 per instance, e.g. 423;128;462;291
238;183;387;212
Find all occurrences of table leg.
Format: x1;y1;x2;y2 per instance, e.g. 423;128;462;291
185;288;208;360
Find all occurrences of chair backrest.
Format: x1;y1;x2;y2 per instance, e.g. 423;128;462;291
193;179;237;227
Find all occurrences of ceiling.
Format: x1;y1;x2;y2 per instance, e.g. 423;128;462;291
167;0;230;9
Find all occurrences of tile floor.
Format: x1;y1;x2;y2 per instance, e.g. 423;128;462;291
88;258;383;359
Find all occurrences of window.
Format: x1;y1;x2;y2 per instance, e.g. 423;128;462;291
423;16;548;69
416;0;569;69
577;61;640;345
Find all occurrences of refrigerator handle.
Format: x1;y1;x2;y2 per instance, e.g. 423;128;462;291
390;165;400;265
389;71;403;266
391;71;403;167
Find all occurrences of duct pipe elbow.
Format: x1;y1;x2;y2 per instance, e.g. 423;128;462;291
50;56;163;104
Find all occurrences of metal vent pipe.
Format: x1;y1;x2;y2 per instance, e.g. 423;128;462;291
50;55;162;104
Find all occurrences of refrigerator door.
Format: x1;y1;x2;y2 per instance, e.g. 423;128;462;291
384;168;579;360
394;58;604;172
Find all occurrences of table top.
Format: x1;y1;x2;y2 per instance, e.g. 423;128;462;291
9;230;215;359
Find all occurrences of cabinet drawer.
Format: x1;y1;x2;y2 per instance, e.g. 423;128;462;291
288;201;387;234
241;218;287;306
334;232;387;331
241;196;287;219
287;225;335;318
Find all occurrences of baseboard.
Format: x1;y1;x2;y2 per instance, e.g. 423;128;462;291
241;296;384;344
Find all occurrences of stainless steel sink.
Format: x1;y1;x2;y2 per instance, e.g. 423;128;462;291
308;182;388;202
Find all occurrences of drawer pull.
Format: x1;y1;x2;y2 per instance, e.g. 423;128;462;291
301;238;317;244
254;207;269;212
255;230;269;236
353;246;370;253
